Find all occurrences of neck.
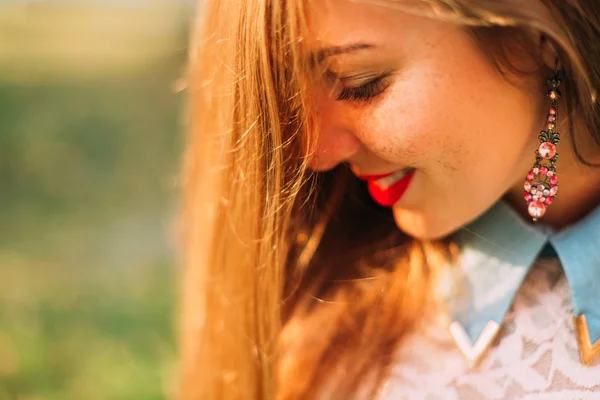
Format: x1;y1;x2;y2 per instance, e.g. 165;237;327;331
505;117;600;229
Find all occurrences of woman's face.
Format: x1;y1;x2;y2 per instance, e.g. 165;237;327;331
305;0;546;239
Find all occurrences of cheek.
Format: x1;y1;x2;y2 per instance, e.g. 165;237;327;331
359;60;539;238
351;71;470;168
365;62;538;177
395;74;540;238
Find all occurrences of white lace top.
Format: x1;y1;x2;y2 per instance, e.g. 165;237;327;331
379;257;600;400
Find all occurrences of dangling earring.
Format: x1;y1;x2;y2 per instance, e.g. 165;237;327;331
523;63;562;221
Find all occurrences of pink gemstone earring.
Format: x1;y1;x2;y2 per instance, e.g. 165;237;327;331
524;67;561;221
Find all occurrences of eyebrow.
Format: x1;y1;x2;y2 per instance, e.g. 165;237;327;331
314;42;376;62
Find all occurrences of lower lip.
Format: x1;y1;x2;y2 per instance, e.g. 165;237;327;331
367;170;416;207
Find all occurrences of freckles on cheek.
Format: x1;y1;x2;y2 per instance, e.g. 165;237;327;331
359;85;443;163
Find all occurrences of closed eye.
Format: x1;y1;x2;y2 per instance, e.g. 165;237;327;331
335;75;390;102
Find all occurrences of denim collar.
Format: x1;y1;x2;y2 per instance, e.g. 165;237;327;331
447;199;600;367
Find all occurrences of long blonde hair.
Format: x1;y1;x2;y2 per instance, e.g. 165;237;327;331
179;1;600;399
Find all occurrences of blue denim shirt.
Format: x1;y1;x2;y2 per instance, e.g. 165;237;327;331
449;199;600;355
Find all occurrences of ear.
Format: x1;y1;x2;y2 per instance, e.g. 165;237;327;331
539;34;560;71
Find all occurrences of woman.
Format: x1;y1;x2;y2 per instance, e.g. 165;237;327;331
179;0;600;399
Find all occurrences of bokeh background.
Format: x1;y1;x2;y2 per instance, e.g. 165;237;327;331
0;1;191;398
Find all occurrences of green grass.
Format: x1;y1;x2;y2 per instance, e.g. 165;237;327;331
0;3;187;399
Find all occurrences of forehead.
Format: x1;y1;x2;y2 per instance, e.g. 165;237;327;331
304;0;443;52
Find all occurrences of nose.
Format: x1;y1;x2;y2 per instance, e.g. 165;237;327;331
306;121;362;172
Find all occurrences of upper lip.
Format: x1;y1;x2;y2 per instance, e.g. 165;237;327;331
353;167;409;182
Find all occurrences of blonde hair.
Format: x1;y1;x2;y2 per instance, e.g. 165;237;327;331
178;1;600;399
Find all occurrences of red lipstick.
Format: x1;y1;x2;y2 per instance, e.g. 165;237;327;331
356;169;416;207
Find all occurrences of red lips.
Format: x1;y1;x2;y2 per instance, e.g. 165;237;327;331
355;169;416;207
355;171;398;181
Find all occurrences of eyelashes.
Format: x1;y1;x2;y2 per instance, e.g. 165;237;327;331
335;75;389;102
325;70;392;103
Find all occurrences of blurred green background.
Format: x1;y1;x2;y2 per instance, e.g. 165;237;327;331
0;1;190;399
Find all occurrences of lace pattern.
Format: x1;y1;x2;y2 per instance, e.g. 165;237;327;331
379;258;600;400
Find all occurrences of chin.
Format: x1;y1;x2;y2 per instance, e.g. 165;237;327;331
392;206;458;240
